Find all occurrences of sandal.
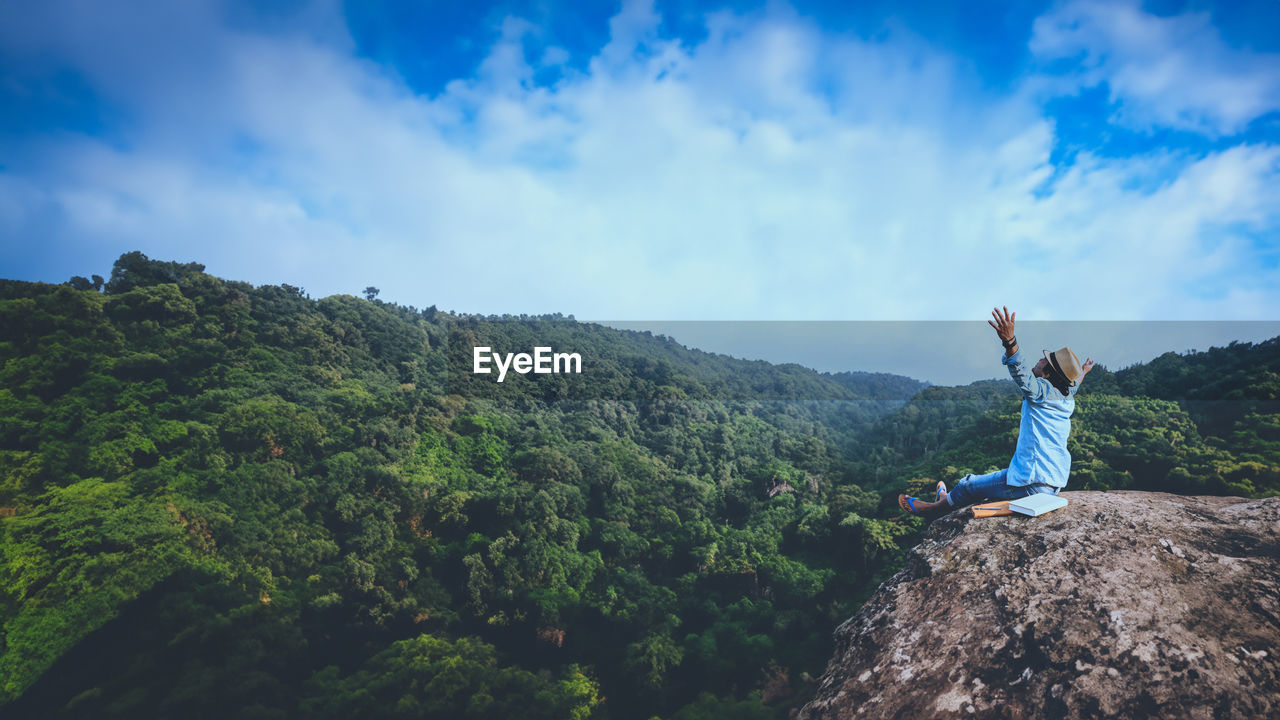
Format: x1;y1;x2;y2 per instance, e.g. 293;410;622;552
899;494;925;516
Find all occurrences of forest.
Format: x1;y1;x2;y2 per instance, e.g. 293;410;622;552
2;252;1277;719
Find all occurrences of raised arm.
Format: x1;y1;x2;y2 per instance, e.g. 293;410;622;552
1068;357;1096;396
988;306;1018;357
989;306;1044;401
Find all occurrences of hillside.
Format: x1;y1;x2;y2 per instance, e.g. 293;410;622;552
1;253;922;719
852;346;1280;506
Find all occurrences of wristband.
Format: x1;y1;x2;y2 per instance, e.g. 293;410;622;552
1002;336;1017;349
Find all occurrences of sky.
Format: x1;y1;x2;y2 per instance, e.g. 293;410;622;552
1;0;1279;380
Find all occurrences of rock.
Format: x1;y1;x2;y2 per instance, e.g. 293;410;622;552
797;491;1280;720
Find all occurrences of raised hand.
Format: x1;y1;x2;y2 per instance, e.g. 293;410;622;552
987;306;1015;344
1082;358;1095;376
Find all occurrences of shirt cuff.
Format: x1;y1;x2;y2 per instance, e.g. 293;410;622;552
1002;348;1022;365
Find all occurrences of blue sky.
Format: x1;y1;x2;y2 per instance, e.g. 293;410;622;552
2;0;1279;324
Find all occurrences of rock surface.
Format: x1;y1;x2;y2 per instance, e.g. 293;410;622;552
797;491;1280;720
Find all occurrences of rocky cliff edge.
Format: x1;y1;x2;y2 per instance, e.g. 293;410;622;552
798;491;1280;719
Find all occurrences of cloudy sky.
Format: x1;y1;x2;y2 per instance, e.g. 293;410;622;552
2;0;1278;330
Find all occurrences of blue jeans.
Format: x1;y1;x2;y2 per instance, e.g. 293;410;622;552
946;468;1060;508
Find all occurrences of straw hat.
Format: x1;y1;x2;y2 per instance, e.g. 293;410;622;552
1044;347;1084;385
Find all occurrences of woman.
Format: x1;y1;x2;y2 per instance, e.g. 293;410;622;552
900;307;1095;516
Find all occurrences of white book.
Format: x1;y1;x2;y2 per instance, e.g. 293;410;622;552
1009;493;1068;516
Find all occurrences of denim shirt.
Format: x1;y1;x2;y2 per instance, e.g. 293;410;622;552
1002;349;1077;488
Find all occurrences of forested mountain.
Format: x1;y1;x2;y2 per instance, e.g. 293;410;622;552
2;253;1277;719
854;341;1280;504
1;253;922;719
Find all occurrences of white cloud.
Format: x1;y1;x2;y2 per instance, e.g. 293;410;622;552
1030;0;1280;136
0;0;1277;321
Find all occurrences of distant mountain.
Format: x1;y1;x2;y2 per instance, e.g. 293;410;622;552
852;341;1280;503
